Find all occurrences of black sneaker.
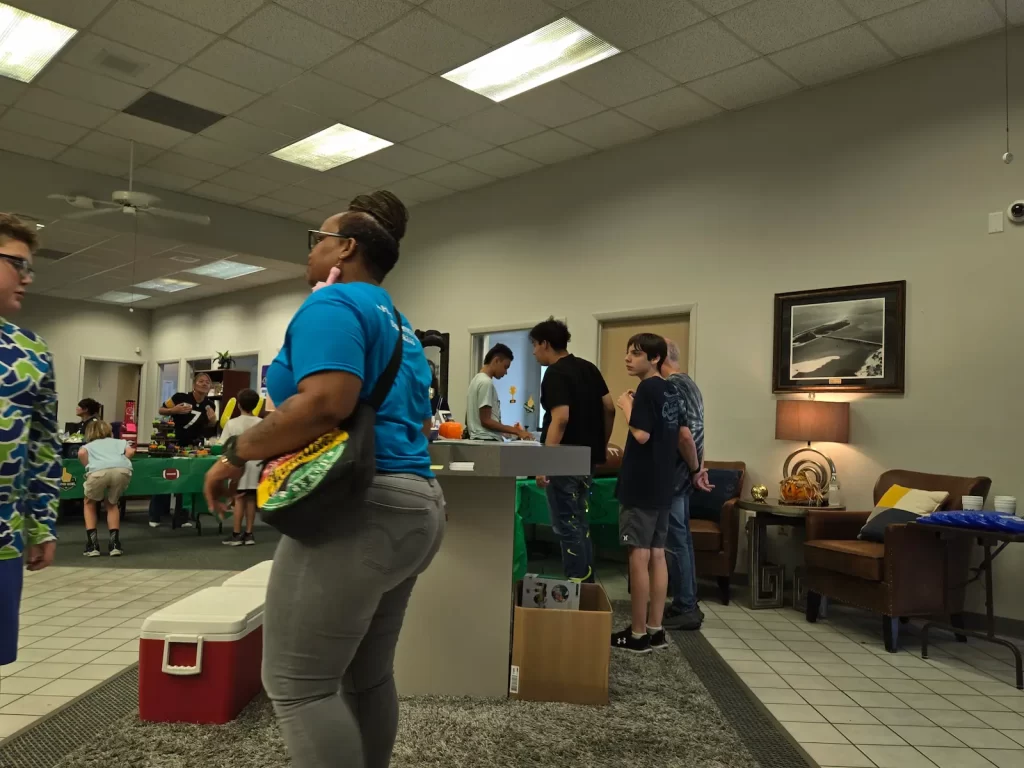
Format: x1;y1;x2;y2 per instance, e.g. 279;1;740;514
108;532;123;557
242;532;255;546
649;628;669;650
664;606;703;631
83;536;101;558
223;532;244;547
611;626;652;654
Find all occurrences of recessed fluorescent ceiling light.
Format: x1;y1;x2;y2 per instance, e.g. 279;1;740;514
97;291;149;304
443;18;619;102
271;124;392;171
186;260;265;280
0;3;77;84
134;278;199;293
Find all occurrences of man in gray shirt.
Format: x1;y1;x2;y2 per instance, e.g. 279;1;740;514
466;344;532;441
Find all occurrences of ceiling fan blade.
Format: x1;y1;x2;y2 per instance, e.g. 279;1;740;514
146;207;211;226
63;208;121;220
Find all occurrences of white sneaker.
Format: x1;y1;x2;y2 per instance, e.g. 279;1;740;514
181;521;194;528
148;522;160;528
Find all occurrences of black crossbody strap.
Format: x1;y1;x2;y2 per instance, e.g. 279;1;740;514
366;308;404;412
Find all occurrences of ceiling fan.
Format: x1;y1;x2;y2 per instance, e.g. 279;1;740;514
47;142;211;226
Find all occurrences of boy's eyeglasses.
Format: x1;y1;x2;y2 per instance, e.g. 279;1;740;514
0;254;34;281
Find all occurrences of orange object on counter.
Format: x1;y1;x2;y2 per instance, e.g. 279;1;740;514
438;421;464;439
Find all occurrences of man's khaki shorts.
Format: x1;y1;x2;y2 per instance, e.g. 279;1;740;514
84;468;132;505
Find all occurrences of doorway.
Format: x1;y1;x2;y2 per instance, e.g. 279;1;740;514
598;314;690;448
468;329;544;433
78;357;147;435
157;360;179;404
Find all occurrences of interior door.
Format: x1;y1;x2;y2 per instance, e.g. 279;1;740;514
598;315;689;449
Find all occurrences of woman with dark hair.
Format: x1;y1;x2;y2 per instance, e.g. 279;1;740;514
204;191;444;768
69;398;101;435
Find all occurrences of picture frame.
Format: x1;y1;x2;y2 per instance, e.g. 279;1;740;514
772;280;906;394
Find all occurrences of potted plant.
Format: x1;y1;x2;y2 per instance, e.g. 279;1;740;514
215;350;235;370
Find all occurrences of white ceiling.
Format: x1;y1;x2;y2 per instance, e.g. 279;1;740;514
1;0;1021;307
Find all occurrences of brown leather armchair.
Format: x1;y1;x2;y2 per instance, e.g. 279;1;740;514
691;461;746;605
803;469;991;652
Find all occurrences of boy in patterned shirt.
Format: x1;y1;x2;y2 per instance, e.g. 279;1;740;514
0;214;60;668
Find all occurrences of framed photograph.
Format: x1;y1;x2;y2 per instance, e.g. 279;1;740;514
772;281;906;394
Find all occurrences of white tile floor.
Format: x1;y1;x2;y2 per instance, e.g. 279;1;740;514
0;566;234;743
699;598;1024;768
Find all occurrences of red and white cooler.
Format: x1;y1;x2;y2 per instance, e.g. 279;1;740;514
140;586;265;724
221;560;273;590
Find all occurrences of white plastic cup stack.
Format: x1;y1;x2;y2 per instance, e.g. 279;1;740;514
962;495;984;511
994;496;1017;516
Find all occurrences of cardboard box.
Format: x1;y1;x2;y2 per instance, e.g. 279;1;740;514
510;582;612;706
522;574;581;611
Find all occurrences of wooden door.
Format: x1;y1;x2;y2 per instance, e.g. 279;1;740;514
598;315;689;449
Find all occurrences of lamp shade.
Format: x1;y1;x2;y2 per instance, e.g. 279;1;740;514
775;400;849;444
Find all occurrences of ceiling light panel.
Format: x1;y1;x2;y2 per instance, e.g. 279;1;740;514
96;291;149;304
133;278;199;293
271;123;392;171
0;3;78;83
442;18;619;103
185;260;265;279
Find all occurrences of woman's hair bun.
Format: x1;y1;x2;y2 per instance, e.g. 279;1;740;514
348;191;408;242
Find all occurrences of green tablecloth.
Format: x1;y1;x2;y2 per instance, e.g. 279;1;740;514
60;456;218;516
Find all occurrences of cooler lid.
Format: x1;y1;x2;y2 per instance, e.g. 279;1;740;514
142;587;264;636
222;560;273;588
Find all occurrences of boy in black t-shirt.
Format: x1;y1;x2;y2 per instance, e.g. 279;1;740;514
612;334;681;654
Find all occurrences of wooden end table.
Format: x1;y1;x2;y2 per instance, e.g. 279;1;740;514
737;499;846;610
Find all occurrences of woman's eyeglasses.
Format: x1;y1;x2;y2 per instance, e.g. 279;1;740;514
0;254;34;281
308;229;354;251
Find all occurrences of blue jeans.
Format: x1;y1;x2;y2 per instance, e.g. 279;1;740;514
667;492;698;613
545;475;594;582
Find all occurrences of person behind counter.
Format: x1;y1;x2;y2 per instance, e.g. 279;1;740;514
69;398;101;434
78;420;134;557
147;372;216;529
466;344;532;441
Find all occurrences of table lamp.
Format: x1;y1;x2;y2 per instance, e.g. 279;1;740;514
775;399;850;506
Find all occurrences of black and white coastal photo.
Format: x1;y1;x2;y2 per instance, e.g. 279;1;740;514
789;298;884;380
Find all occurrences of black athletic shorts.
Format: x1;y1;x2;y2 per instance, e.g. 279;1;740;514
619;505;670;549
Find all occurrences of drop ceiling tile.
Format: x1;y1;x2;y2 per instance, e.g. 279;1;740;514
173;135;257;168
635;20;758;83
548;0;587;8
316;45;429;99
100;113;193;149
145;152;229;182
152;68;258;116
572;0;706;49
60;34;178;89
76;132;163;164
13;0;113;27
188;181;259;205
450;105;546;145
190;40;304;94
0;110;88;145
563;54;675;108
719;0;856;54
297;173;367;199
36;63;144;110
329;159;407;186
275;0;413;39
688;58;799;110
246;197;309;217
505;131;593;164
200;118;292;154
618;86;721;130
0;128;65;160
265;185;336;209
297;208;336;225
16;89;115;130
269;73;376;122
229;5;354;68
866;0;1001;57
365;11;490;74
558;110;654;149
369;144;447;174
346;102;438;143
136;0;266;34
419;163;494;191
92;1;217;64
770;25;895;87
842;0;920;19
234;98;334;139
387;77;491;124
423;0;561;45
405;126;493;161
504;82;606;128
238;156;321;185
1008;0;1024;24
388;176;452;203
0;80;25;106
210;170;280;196
126;168;200;192
56;147;131;176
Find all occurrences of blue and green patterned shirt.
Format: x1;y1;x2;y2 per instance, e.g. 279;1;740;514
0;319;60;560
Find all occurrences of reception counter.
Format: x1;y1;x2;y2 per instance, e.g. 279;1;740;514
394;441;590;698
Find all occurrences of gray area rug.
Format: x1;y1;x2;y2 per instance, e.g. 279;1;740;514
50;606;763;768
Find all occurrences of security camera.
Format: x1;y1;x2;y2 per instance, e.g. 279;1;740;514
1009;201;1024;223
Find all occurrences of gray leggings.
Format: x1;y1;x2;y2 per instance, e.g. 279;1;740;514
262;474;446;768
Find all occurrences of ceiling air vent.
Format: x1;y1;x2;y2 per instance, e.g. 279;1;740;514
169;254;201;264
96;50;145;78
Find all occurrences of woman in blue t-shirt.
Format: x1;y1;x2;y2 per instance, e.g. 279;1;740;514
203;191;445;768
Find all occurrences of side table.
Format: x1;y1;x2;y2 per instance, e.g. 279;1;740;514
737;499;846;610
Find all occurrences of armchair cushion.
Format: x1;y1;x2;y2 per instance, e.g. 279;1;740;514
805;539;884;581
690;468;743;522
690;519;721;552
858;485;948;543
